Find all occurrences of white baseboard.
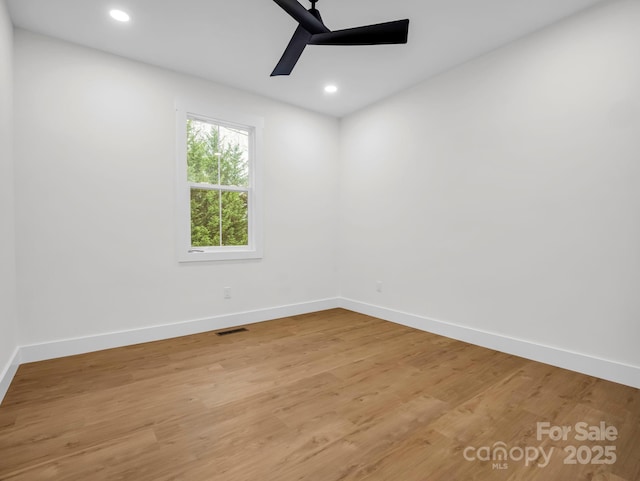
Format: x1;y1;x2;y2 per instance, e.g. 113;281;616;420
340;298;640;390
0;347;21;404
19;298;341;365
1;299;339;405
3;296;638;406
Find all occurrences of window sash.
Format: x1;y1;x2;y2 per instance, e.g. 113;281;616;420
188;182;249;193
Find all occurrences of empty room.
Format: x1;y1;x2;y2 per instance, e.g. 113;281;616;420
0;0;639;479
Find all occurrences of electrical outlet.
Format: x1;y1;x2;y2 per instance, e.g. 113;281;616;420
376;281;383;293
224;287;231;299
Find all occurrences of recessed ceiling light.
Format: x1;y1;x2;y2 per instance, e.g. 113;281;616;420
109;9;130;22
324;85;338;94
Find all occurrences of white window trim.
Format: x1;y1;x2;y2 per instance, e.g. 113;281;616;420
176;100;264;262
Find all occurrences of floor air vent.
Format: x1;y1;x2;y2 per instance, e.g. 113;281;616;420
216;327;248;336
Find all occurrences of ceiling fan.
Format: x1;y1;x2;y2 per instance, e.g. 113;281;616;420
271;0;410;76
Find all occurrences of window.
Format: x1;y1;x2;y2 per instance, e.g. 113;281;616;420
176;102;263;261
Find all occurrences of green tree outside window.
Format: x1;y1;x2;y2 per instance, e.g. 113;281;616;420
187;118;249;247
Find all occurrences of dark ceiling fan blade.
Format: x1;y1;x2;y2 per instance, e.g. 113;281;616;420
272;0;330;34
271;24;312;76
309;19;409;46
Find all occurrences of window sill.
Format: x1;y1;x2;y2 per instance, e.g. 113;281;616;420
178;247;263;263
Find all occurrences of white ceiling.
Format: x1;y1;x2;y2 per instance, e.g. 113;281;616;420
7;0;605;117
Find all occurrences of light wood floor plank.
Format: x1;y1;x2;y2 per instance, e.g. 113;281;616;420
0;308;638;480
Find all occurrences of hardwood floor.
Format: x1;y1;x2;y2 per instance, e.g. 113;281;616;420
0;309;638;480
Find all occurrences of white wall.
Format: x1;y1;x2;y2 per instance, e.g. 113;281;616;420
8;0;640;387
13;30;339;345
0;0;18;383
339;0;640;368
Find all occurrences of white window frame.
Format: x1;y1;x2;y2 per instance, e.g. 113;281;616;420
176;100;263;262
